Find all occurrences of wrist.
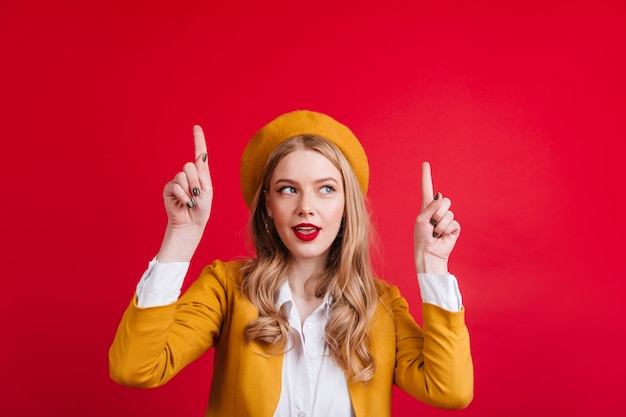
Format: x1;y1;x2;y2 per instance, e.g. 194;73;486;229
415;254;449;274
157;225;204;262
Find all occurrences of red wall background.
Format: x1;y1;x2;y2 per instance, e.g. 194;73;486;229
1;1;625;416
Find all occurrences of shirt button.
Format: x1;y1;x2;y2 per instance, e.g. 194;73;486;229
297;413;306;417
307;322;313;328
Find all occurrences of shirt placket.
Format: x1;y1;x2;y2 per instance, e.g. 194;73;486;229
291;305;329;417
287;307;312;417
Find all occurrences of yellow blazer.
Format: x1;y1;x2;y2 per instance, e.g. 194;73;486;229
110;260;473;416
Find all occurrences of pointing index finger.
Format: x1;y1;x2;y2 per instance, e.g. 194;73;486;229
193;125;208;162
421;161;434;209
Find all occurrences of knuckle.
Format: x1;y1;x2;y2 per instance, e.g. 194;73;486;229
174;172;187;182
416;212;429;224
170;182;184;195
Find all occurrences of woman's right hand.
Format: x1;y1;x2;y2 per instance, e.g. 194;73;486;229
156;125;213;262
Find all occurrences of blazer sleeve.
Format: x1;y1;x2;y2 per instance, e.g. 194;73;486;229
109;260;237;388
389;284;474;409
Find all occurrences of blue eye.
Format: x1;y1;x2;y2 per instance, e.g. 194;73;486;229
278;186;297;194
320;185;335;194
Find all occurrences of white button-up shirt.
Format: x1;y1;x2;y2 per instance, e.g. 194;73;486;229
273;281;354;417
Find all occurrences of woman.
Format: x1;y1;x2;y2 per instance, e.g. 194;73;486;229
109;110;473;417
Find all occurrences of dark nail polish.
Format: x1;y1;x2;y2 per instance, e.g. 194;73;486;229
433;231;439;238
193;188;200;196
202;153;207;162
434;192;440;200
430;218;438;226
186;201;194;208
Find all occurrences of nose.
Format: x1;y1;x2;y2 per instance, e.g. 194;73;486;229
297;192;314;216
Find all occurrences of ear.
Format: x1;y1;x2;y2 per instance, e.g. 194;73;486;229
265;190;272;218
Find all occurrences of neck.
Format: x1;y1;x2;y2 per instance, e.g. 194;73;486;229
287;256;327;299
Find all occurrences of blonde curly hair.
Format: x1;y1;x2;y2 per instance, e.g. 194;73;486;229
240;134;379;383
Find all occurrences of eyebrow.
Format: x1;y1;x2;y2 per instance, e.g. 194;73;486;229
273;177;340;185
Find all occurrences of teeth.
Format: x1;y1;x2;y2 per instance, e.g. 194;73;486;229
295;227;317;231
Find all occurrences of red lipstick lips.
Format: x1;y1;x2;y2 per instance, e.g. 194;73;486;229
292;223;321;241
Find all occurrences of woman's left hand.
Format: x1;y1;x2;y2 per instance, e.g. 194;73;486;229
414;162;461;274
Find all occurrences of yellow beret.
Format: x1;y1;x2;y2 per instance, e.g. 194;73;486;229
240;110;369;209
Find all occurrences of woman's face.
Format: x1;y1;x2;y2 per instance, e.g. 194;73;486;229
266;148;345;266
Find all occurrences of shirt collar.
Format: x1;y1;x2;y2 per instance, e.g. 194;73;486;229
276;280;332;313
276;280;294;315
